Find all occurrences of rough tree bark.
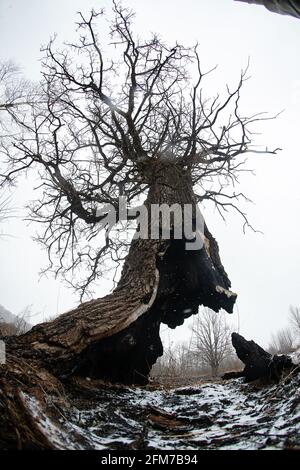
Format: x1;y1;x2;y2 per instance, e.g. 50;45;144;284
0;164;236;448
0;3;282;449
3;164;236;383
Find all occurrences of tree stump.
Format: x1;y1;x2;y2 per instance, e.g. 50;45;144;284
227;332;295;382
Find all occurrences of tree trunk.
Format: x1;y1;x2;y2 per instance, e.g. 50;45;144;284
0;162;236;448
223;332;295;382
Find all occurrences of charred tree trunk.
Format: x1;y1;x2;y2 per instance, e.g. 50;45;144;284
4;163;236;383
224;332;295;382
0;163;236;448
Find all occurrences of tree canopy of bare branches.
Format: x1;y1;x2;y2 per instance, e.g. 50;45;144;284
0;2;279;298
0;4;284;445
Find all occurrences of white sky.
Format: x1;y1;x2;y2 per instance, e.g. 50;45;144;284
0;0;300;348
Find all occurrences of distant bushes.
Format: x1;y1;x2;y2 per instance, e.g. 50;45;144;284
0;321;18;336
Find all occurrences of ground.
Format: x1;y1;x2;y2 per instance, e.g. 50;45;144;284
21;369;300;450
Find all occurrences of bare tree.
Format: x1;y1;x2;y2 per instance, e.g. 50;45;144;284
267;307;300;355
0;3;278;298
0;61;24;112
0;194;11;231
0;305;32;337
0;61;37;233
0;3;280;447
269;327;295;355
191;308;232;376
13;306;33;335
289;306;300;340
153;327;242;382
153;340;179;378
0;0;278;381
0;2;278;376
0;60;35;130
151;339;206;383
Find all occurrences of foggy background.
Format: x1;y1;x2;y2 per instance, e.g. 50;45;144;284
0;0;299;348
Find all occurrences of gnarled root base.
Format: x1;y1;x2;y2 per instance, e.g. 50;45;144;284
71;307;163;385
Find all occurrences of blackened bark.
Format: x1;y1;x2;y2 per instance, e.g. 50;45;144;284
230;332;295;382
5;164;236;383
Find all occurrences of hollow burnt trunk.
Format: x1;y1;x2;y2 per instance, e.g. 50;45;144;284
0;162;237;448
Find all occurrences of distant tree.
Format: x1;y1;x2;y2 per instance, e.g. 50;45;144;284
289;306;300;342
0;61;33;120
0;61;37;233
269;327;295;355
0;194;11;233
0;321;18;337
191;308;232;376
13;306;33;335
0;305;32;336
151;338;208;383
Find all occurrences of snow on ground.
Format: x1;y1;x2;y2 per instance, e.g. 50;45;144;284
60;372;300;450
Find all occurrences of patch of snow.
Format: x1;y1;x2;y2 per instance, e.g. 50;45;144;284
34;372;300;450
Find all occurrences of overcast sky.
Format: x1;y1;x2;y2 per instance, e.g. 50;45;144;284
0;0;300;348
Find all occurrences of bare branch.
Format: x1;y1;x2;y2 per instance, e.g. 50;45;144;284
0;4;279;297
